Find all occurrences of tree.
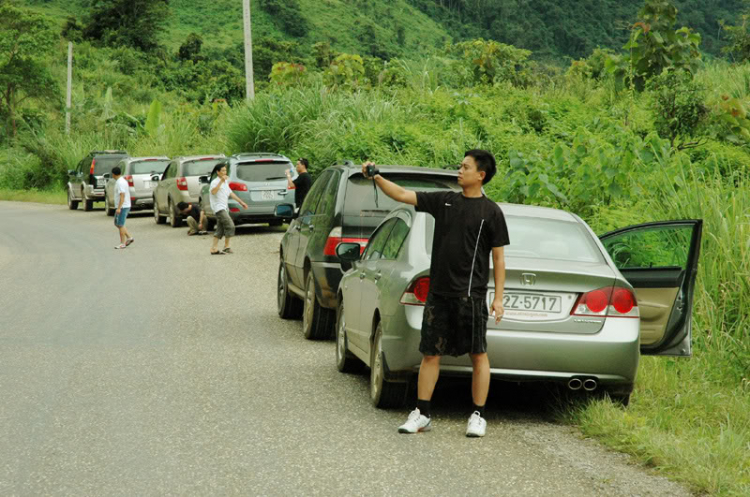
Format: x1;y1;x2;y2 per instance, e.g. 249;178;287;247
178;33;203;62
0;1;59;139
82;0;170;52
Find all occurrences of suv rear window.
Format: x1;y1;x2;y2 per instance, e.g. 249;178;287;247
93;156;127;175
130;160;170;175
344;175;458;215
183;159;222;177
235;161;292;182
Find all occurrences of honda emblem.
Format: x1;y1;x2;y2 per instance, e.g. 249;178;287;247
521;273;536;286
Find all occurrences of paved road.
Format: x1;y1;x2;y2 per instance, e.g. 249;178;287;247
0;201;692;496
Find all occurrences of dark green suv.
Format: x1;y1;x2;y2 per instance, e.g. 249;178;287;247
67;150;129;211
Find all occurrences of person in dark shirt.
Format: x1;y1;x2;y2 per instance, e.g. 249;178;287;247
286;158;312;212
177;201;207;235
363;150;509;438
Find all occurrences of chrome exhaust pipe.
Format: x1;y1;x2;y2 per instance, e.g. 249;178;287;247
583;379;598;392
567;378;583;391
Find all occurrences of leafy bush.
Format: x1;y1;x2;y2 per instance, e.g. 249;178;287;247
647;68;709;148
325;54;366;89
269;62;308;88
447;39;533;87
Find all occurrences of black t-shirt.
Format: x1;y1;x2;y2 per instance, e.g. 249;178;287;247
416;191;510;298
185;204;201;221
293;173;313;208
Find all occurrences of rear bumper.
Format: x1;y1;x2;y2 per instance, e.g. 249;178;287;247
380;306;640;387
85;185;105;199
311;261;343;309
214;203;284;225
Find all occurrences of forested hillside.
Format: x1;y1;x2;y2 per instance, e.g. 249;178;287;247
22;0;745;61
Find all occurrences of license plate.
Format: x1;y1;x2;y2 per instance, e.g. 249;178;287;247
489;292;562;313
262;190;274;201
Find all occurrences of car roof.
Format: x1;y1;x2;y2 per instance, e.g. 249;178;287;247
390;201;580;223
230;153;291;162
124;156;170;162
174;155;226;163
340;164;458;178
89;150;128;156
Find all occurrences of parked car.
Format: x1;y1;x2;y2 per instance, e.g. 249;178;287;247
67;150;129;211
103;156;170;216
275;163;461;340
153;155;226;227
333;203;703;408
198;153;296;230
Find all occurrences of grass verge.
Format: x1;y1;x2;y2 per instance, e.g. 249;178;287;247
0;189;67;205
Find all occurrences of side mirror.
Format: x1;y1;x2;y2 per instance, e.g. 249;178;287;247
151;175;160;182
198;175;209;184
67;169;75;176
336;242;362;272
102;173;111;180
274;203;294;218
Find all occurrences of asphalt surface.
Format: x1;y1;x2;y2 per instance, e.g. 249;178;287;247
0;201;694;496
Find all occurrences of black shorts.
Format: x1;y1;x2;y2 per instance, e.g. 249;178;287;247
420;293;489;357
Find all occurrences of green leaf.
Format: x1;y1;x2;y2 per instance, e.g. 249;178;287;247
145;99;162;136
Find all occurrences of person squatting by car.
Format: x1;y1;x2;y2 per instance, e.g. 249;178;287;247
177;201;208;235
363;150;509;438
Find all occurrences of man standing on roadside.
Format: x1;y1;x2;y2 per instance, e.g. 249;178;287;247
112;166;134;250
363;150;509;438
285;158;312;213
177;201;208;235
209;163;248;255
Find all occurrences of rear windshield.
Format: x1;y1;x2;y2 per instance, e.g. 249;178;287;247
130;160;170;175
504;215;604;263
93;156;127;175
235;161;292;182
183;159;222;177
344;175;458;215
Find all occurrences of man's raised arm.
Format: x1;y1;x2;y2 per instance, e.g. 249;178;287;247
362;162;417;206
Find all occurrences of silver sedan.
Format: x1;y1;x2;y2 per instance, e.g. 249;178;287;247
334;203;702;408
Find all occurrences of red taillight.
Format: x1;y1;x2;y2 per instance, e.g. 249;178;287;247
176;177;188;191
324;227;368;256
89;159;96;175
229;207;240;213
229;182;247;191
400;277;431;306
571;286;638;318
125;175;134;188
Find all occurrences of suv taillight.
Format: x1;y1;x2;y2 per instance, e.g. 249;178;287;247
323;227;368;256
571;286;638;318
89;159;96;175
229;182;247;191
400;277;430;306
176;177;188;191
125;175;134;188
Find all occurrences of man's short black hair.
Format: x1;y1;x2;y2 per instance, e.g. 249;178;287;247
112;166;122;176
177;201;189;211
298;158;309;169
465;149;496;185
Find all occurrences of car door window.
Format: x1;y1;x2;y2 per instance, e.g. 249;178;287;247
315;171;339;217
363;220;398;261
602;226;690;271
380;219;410;260
299;171;331;217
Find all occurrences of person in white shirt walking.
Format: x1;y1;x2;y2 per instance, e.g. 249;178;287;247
112;166;134;249
209;163;248;255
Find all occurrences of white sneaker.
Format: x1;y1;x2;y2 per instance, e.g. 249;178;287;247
466;411;486;438
398;408;432;434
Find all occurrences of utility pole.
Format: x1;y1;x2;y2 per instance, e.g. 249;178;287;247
242;0;255;102
66;42;73;135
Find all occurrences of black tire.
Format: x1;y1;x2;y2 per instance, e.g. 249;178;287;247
105;195;115;216
169;199;182;228
302;271;335;340
67;189;79;210
370;323;408;409
336;299;364;373
278;259;303;320
83;193;93;211
153;198;166;224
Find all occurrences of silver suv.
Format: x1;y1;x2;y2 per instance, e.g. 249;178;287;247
153;154;226;228
103;156;170;216
198;153;296;229
67;150;129;211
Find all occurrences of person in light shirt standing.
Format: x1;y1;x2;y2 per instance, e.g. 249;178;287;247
209;163;248;255
112;166;134;249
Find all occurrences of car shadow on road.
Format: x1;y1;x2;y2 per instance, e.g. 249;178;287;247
233;224;288;236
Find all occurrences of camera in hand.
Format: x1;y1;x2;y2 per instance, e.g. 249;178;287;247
366;165;380;178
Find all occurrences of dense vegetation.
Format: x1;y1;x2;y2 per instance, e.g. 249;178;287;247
2;0;750;493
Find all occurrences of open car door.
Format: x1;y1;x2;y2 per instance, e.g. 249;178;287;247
599;220;703;356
